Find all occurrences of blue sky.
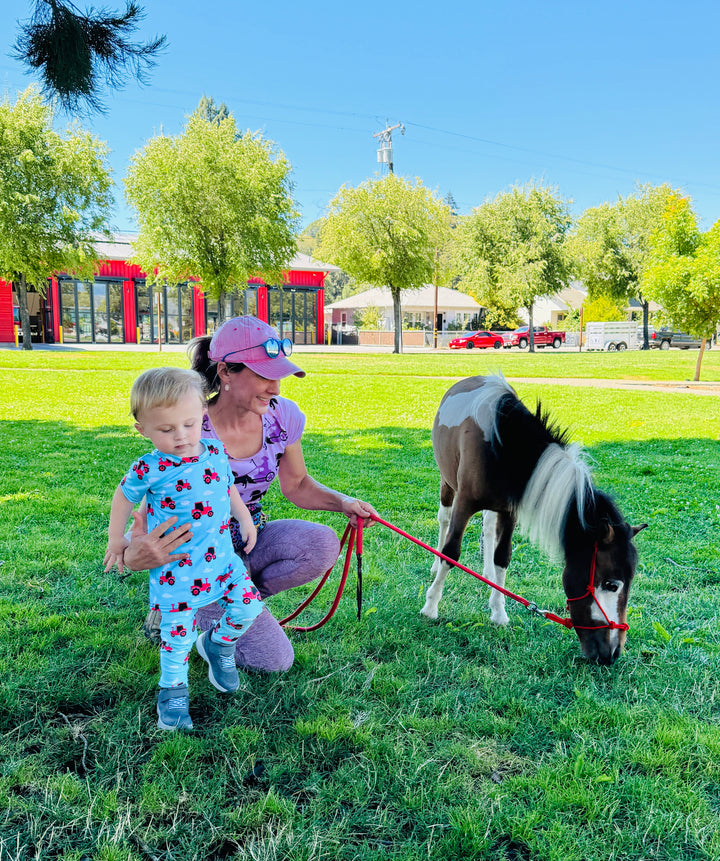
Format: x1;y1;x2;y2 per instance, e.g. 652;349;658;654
2;1;720;232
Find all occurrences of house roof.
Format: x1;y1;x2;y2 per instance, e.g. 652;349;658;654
327;284;481;311
91;233;340;273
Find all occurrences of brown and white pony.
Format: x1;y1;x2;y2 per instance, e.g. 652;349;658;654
421;374;646;664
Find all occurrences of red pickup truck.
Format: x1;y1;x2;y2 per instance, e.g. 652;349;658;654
503;326;565;349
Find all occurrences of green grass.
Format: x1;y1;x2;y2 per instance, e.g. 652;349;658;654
1;348;719;860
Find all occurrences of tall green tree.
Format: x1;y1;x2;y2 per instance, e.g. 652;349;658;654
570;185;679;348
454;183;571;350
124;102;299;325
13;1;166;114
317;174;451;353
643;194;720;381
0;87;113;349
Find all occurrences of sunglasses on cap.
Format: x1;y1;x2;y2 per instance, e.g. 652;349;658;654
222;337;293;361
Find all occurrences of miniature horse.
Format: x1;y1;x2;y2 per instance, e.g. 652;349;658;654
421;374;646;664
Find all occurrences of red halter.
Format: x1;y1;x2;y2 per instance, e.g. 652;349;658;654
565;544;629;632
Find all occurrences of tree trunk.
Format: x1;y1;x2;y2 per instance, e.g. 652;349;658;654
640;297;650;349
527;304;535;353
391;285;402;354
216;290;227;326
15;273;34;351
694;339;706;382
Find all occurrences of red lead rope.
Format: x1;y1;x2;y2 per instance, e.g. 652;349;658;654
280;513;626;633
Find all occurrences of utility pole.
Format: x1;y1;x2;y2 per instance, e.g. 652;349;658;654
374;119;405;173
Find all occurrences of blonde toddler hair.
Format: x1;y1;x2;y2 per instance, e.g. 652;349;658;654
130;367;207;420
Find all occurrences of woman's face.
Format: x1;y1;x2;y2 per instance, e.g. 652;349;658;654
220;364;281;415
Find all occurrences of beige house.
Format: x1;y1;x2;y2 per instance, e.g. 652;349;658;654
326;284;481;330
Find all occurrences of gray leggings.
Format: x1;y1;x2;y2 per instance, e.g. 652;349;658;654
194;519;341;672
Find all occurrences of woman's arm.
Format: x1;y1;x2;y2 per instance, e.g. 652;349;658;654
277;440;377;527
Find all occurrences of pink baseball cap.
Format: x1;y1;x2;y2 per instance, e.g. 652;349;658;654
208;316;305;379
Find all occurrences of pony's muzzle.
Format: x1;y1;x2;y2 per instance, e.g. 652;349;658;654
579;629;625;665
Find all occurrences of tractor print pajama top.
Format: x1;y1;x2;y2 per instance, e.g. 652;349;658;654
119;442;263;615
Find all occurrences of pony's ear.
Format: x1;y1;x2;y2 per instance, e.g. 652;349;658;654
631;523;648;537
600;519;615;544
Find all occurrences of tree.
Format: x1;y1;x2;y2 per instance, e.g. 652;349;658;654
454;183;571;351
13;1;166;114
124;102;299;325
317;174;451;353
582;294;627;323
643;195;720;381
0;87;113;349
570;185;679;348
196;94;230;125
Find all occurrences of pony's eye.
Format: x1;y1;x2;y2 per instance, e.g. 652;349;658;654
601;580;620;592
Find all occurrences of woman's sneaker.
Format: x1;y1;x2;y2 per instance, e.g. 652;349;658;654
196;631;239;692
157;685;193;730
143;609;162;645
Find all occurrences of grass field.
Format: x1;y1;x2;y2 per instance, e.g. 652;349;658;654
1;347;719;861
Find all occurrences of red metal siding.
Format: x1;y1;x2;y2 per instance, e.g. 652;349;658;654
0;279;14;342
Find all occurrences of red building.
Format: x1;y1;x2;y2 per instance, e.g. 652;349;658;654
0;234;335;346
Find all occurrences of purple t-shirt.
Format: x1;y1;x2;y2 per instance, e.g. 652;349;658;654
201;396;305;527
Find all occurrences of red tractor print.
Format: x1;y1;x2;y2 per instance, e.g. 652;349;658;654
169;602;190;613
216;570;232;585
178;557;193;567
190;578;211;597
242;587;259;604
160;496;176;510
225;615;245;631
192;502;214;519
206;444;219;455
147;503;155;517
203;468;220;484
159;570;175;586
219;519;230;534
175;480;191;492
160;641;173;652
204;546;216;562
132;459;150;479
171;624;187;637
157;457;175;471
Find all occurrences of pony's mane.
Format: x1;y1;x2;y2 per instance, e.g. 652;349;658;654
517;443;593;560
471;373;516;443
466;373;594;560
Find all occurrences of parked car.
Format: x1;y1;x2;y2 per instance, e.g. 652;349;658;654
503;326;565;349
648;328;710;350
448;330;504;350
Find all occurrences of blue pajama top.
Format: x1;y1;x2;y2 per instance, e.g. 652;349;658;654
120;441;245;613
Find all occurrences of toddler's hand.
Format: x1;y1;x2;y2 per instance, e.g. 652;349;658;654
241;522;257;553
104;537;130;574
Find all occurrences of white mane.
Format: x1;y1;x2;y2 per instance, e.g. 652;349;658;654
517;442;593;560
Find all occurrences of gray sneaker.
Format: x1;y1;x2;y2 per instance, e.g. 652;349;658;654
196;630;239;693
157;685;193;731
143;609;162;645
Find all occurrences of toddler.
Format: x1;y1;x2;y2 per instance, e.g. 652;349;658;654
106;367;262;730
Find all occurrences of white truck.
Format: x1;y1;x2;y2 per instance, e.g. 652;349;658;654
584;321;639;351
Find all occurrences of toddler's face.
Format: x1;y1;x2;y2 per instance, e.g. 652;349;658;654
135;391;205;458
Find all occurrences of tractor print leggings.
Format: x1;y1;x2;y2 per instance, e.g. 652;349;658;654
159;575;264;688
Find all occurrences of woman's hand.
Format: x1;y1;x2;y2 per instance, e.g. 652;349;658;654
341;497;378;528
122;511;193;572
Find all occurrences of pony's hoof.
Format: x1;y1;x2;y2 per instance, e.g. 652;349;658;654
420;602;439;620
490;610;510;626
